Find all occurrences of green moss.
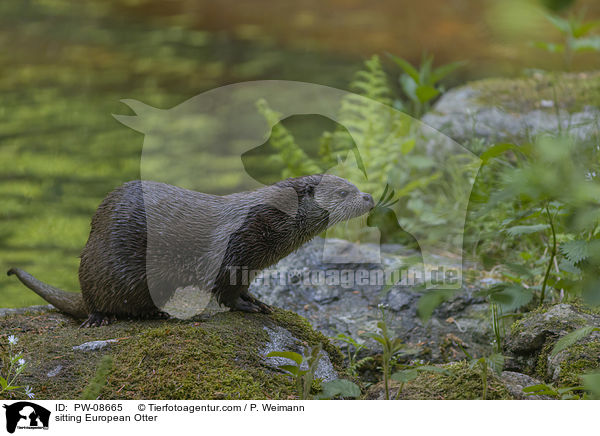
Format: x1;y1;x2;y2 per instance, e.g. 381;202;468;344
556;342;600;387
569;300;600;316
271;309;344;368
471;72;600;113
535;341;554;381
398;361;513;400
0;307;343;400
102;321;292;399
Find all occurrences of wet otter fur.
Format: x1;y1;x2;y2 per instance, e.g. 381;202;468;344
8;175;374;327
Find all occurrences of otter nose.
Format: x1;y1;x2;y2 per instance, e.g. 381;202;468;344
362;193;374;208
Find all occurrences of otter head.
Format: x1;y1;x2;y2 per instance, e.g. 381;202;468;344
312;174;374;226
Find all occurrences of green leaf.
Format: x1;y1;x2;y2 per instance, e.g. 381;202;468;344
417;289;456;322
363;333;387;348
469;357;485;369
531;41;565;53
489;285;534;312
551;326;599;357
523;383;557;396
546;14;571;34
400;138;416;154
504;224;550;237
572;20;600;38
391;338;405;354
572;36;600;52
479;143;519;163
430;61;466;84
387;54;420;81
557;385;583;394
419;54;434;84
391;369;418;383
0;377;7;390
416;365;450;375
560;240;590;264
504;262;534;278
277;365;299;376
267;351;303;366
399;75;418;102
487;353;505;375
318;379;361;399
415;85;440;103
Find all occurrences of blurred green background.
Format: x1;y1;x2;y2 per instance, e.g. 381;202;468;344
2;0;600;307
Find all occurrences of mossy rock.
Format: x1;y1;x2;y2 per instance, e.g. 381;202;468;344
470;72;600;114
504;303;600;387
423;71;600;145
0;306;344;400
365;361;515;400
546;340;600;387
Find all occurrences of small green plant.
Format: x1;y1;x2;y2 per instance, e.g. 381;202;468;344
331;332;367;377
533;11;600;70
316;379;361;400
0;335;34;399
456;339;504;401
523;383;584;399
387;53;465;118
468;353;504;401
468;136;600;311
363;304;405;400
491;302;504;353
267;344;324;400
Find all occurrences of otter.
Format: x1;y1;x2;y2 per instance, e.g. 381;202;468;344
8;175;374;327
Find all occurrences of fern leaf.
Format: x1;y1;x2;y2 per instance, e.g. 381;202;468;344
551;326;599;357
504;224;549;237
560;240;590;264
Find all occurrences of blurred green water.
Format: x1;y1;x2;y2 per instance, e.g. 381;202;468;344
0;0;360;307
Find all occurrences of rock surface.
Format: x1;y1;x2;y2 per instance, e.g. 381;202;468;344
262;325;337;382
423;72;600;146
504;304;600;385
252;238;493;363
499;371;552;400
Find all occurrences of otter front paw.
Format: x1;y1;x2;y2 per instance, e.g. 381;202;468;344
240;292;273;314
79;312;116;328
230;297;262;313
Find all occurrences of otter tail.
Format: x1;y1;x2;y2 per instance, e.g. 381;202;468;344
7;268;87;319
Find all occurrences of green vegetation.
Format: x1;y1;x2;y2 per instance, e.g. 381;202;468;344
0;335;35;399
363;305;406;400
396;361;513;400
523;382;584;399
387;53;465;117
267;345;324;400
2;0;600;401
532;11;600;70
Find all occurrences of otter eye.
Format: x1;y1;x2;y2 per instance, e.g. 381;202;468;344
338;190;348;198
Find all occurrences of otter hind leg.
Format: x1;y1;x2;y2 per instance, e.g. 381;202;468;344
79;312;116;328
240;292;273;314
